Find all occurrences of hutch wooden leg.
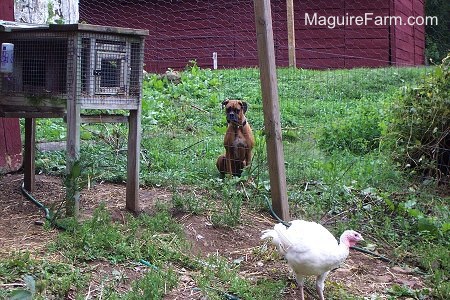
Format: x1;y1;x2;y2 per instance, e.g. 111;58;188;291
23;118;36;192
126;108;141;213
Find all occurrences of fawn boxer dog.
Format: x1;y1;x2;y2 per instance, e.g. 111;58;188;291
216;99;254;176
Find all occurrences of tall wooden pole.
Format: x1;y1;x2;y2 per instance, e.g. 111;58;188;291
254;0;290;221
286;0;296;68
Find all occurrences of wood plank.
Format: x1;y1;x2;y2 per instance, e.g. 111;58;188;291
345;38;389;49
295;0;346;10
126;109;141;213
65;36;81;218
345;27;389;39
396;24;414;36
295;48;346;59
3;118;22;157
396;0;414;12
23;118;36;192
345;1;389;9
396;38;415;53
346;48;390;59
0;120;7;172
345;58;388;68
296;28;345;39
79;114;129;124
395;48;415;65
0;95;67;108
48;23;149;36
286;0;296;68
0;118;23;174
299;58;345;69
296;38;345;49
156;18;233;32
79;102;139;110
126;35;144;213
0;111;65;118
156;36;234;48
389;0;397;66
254;0;289;221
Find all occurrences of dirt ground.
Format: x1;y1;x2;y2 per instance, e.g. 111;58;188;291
0;174;427;299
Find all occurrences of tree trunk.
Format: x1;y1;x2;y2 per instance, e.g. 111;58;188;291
15;0;79;24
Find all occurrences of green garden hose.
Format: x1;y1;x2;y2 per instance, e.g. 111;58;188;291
21;182;68;230
21;182;51;221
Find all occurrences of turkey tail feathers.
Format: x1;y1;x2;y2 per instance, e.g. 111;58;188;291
274;223;293;250
260;229;278;241
261;223;293;255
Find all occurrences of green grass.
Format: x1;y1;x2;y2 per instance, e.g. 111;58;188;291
0;252;86;299
7;63;448;298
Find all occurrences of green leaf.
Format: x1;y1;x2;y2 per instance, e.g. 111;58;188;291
384;198;395;211
407;208;423;218
418;218;439;236
442;222;450;233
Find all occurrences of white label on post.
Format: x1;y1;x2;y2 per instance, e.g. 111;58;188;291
1;43;14;73
213;52;218;70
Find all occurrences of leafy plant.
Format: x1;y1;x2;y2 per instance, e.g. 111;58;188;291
385;54;450;181
425;0;450;63
0;252;86;298
211;177;245;227
107;268;178;300
387;284;431;299
194;255;285;300
171;189;209;215
384;194;449;241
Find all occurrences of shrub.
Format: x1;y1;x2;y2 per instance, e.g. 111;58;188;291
385;54;450;180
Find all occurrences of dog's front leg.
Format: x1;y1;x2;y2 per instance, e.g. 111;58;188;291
245;147;252;168
225;147;233;175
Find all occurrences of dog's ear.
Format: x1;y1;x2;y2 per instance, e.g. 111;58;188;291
221;99;229;109
240;101;248;113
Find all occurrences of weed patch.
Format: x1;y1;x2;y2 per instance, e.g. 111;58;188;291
384;54;450;181
0;252;86;299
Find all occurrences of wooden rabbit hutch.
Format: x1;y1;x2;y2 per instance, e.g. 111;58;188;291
0;21;148;215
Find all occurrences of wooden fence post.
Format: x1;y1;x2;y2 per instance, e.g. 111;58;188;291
286;0;296;68
254;0;290;221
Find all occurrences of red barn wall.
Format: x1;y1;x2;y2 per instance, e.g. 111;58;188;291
0;0;23;174
391;0;425;66
79;0;425;72
0;0;14;21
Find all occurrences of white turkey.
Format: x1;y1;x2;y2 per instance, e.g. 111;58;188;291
261;220;363;300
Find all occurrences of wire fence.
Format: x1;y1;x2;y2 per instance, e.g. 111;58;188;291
77;0;450;71
30;0;449;206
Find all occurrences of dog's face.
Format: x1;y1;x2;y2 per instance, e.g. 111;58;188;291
222;99;248;124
